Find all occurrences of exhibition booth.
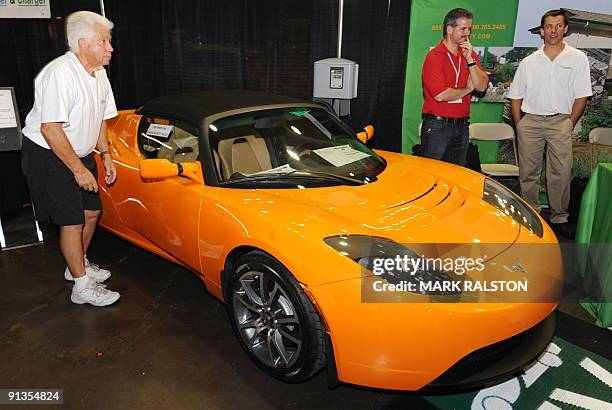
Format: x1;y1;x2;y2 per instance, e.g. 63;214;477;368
0;0;610;408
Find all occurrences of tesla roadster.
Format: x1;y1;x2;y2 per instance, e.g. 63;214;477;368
96;90;562;391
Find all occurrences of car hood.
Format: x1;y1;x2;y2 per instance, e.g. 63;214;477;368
256;152;519;243
285;160;437;213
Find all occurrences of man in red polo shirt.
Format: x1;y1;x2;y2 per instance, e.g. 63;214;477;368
420;8;488;166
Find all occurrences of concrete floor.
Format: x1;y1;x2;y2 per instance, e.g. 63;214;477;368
0;222;609;409
0;225;438;409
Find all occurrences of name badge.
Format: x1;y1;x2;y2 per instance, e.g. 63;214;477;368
448;98;462;104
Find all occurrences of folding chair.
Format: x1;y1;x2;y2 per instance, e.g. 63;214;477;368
469;123;520;193
589;127;612;146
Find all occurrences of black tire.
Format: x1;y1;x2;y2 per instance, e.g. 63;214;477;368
226;250;326;382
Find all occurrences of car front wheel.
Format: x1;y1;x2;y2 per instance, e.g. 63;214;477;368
227;251;326;382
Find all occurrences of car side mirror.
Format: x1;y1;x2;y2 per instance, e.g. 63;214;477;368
356;125;375;144
140;158;203;184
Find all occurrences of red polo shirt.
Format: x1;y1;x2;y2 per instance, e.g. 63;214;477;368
421;40;482;118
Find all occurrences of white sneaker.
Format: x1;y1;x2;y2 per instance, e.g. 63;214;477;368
71;283;120;306
65;258;111;282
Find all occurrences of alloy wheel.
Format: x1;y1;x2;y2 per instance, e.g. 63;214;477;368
232;269;303;369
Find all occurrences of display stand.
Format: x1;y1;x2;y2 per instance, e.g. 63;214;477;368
0;87;44;250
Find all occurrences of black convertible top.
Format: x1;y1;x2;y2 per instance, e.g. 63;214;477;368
136;90;315;124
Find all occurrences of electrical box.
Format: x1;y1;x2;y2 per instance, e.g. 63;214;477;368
313;58;358;99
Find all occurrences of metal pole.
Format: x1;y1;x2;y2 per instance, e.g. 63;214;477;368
337;0;343;58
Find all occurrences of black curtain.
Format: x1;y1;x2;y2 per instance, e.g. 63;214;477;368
1;0;410;213
0;0;410;148
0;19;64;119
0;0;98;214
98;0;315;108
102;0;167;108
159;1;245;94
241;0;313;98
0;0;99;117
311;0;409;152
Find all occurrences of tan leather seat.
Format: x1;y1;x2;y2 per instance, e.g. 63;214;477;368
217;135;272;179
157;127;199;163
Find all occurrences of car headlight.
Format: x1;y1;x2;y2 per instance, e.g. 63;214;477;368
324;235;457;295
483;178;543;237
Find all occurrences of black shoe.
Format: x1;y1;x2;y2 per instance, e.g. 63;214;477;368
550;222;576;239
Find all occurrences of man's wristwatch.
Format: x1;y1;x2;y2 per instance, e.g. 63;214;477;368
99;150;111;158
467;61;477;68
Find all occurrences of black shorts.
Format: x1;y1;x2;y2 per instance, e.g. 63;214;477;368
21;137;101;226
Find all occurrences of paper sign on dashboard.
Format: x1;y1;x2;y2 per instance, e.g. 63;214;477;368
313;144;371;167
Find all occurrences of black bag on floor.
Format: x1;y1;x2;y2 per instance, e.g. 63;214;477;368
411;143;422;157
568;177;589;225
466;143;482;173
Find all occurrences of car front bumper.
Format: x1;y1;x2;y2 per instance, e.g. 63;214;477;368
421;311;555;392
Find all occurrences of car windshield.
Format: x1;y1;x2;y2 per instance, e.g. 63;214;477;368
209;107;386;187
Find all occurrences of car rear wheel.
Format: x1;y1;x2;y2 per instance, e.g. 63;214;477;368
226;251;326;382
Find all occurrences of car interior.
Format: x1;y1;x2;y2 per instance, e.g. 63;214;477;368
216;135;273;179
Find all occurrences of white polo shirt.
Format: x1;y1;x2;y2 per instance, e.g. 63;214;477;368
507;43;592;115
23;52;118;157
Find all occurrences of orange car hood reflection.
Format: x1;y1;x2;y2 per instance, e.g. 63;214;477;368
243;153;518;244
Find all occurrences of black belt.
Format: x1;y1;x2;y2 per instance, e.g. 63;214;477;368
528;113;560;118
422;113;469;124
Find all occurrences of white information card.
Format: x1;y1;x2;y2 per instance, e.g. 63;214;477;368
0;89;18;129
313;144;371;167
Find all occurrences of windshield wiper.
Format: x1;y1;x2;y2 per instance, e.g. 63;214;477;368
290;170;366;185
222;170;366;186
223;172;296;184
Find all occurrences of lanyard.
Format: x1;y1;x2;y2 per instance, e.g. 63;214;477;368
446;52;461;87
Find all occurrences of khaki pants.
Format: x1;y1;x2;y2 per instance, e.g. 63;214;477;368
516;114;573;224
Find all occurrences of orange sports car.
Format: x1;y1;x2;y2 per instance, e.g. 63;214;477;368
97;90;562;391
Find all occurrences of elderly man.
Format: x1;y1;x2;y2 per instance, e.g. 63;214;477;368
420;8;489;166
22;11;120;306
508;9;592;239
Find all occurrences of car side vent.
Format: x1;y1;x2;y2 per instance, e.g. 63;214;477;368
434;190;452;207
386;184;438;210
431;183;465;219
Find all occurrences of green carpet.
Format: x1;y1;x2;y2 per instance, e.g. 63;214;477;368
425;337;612;409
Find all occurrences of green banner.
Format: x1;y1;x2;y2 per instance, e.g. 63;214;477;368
402;0;520;154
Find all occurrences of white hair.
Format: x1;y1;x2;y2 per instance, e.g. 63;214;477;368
66;11;114;53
